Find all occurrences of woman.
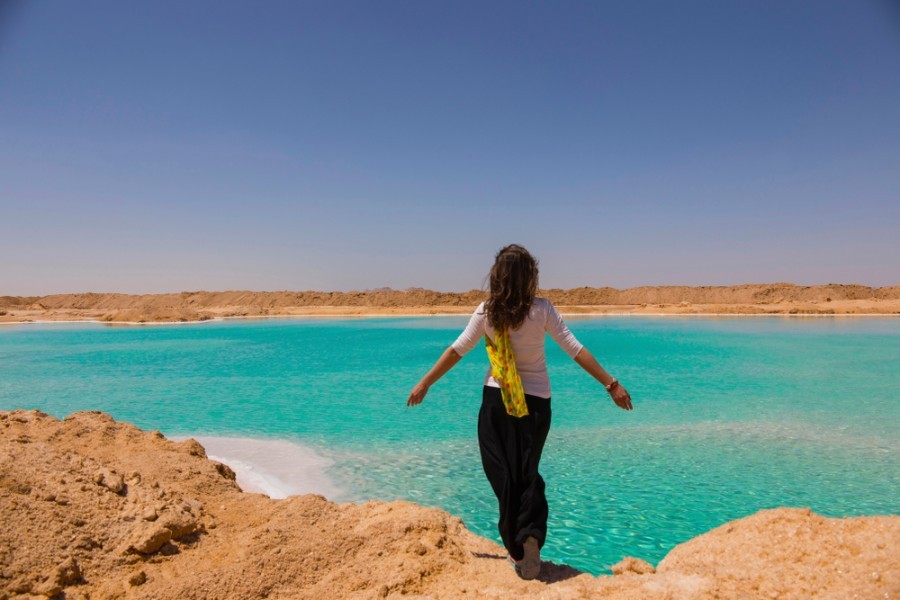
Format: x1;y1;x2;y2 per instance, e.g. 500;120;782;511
407;244;632;580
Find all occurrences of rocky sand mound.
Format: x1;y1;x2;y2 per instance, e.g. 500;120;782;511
1;410;897;599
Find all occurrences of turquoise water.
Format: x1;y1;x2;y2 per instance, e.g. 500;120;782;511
1;316;898;574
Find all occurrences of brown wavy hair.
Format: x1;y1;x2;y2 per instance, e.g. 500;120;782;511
484;244;539;331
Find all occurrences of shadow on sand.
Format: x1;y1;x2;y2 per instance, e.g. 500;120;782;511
470;551;584;583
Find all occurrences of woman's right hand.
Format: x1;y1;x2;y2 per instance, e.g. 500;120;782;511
573;348;633;411
609;384;633;411
407;383;429;407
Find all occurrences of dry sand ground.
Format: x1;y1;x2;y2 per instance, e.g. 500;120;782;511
1;283;899;323
1;410;897;599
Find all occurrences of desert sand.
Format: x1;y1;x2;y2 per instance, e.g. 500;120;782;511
1;283;899;323
1;409;897;599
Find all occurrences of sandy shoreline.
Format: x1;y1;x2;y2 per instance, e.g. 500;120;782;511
2;283;899;324
171;436;342;501
2;409;897;598
2;311;900;330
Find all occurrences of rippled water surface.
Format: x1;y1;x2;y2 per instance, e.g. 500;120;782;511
1;316;898;574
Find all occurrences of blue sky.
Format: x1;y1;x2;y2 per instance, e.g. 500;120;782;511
1;0;898;294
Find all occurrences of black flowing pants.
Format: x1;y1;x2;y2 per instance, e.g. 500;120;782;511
478;385;552;561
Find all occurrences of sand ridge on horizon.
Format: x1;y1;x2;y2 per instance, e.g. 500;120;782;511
1;409;898;599
2;282;899;323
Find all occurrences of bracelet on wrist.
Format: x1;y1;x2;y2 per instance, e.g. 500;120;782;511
605;379;619;392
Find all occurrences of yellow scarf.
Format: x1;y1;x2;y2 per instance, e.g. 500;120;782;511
485;327;529;417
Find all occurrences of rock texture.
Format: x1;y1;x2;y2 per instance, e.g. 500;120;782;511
1;283;899;323
1;409;898;599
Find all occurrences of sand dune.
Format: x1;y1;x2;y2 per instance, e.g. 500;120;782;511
1;283;898;323
1;409;897;598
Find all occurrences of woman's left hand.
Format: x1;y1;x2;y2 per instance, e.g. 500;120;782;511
407;383;429;407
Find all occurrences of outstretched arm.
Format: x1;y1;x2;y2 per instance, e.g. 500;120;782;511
573;347;633;410
407;346;462;407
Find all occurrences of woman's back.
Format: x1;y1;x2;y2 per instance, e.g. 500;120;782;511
451;297;583;399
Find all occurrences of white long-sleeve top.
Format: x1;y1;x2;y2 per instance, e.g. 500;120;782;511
451;297;584;399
